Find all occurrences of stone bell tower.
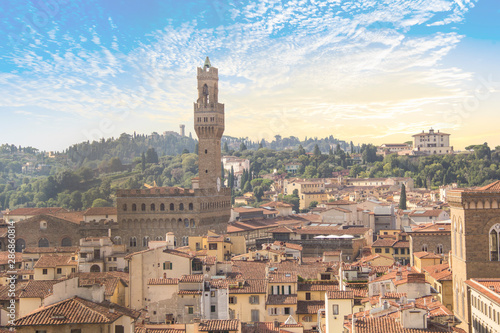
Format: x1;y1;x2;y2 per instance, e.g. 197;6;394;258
194;57;224;190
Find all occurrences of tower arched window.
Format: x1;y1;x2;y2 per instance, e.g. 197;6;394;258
184;218;189;228
130;237;137;247
151;203;155;211
132;204;137;211
189;203;193;210
170;203;174;211
114;236;122;245
38;238;49;248
179;203;184;211
143;236;150;247
421;244;428;252
459;220;463;258
489;224;500;261
61;237;72;247
141;203;146;211
123;204;127;211
160;203;165;211
437;244;443;254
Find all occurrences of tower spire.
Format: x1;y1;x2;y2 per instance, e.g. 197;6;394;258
204;56;211;69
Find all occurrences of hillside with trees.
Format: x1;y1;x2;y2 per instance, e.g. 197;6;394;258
0;133;499;212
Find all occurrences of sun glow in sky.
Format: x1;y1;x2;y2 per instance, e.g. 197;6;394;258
1;0;500;151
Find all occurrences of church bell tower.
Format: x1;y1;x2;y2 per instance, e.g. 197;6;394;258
194;57;224;190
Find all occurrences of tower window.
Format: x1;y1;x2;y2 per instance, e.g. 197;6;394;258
150;203;155;211
160;203;165;211
132;204;137;211
141;203;146;211
179;203;184;211
205;149;207;154
205;170;208;173
489;224;500;261
170;203;174;211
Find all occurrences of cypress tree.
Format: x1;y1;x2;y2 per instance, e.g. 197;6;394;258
399;184;407;210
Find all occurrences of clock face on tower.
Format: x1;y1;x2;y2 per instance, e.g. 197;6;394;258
217;177;221;192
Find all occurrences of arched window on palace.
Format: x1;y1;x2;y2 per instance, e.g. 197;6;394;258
141;203;146;211
437;244;443;254
39;238;49;248
189;203;193;210
61;237;72;247
132;204;137;211
160;203;165;211
179;203;184;211
151;203;155;211
143;236;150;247
114;236;122;245
489;224;500;261
130;237;137;247
170;203;174;211
421;244;428;252
123;204;127;211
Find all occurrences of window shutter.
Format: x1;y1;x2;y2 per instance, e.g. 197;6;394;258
163;262;165;270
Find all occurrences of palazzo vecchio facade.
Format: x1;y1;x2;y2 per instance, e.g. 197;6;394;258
116;58;231;250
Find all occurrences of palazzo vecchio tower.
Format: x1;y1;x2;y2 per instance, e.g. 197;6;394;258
115;58;231;250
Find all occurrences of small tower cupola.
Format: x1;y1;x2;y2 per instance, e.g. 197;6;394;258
204;56;211;70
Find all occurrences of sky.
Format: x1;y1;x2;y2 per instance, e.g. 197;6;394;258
1;0;500;152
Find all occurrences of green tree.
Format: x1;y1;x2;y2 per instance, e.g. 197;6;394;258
223;142;229;153
239;142;247;151
399;184;407;210
253;186;264;202
146;148;159;163
141;152;146;172
92;198;111;207
109;157;123;172
309;200;318;209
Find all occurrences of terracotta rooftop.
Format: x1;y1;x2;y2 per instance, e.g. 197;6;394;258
22;246;79;254
179;274;204;283
348;317;455;333
0;251;22;264
327;290;354;299
409;209;444;217
229;279;267;294
5;207;65;216
296;300;325;314
465;278;500;305
268;271;297;283
198;319;239;331
33;254;77;268
475;180;500;191
413;251;442;260
423;264;452;281
18;280;59;299
14;296;140;327
372;239;397;247
266;294;297;305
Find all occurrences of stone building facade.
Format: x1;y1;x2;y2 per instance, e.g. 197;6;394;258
448;180;500;332
116;58;231;250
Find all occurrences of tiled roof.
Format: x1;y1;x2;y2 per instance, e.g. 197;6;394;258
413;251;442;259
229;279;267;294
296;300;324;314
6;207;65;216
0;282;28;301
266;294;297;305
409;209;444;217
22;246;79;254
323;251;342;256
476;180;500;191
148;278;179;285
392;241;409;248
465;278;500;305
33;254;77;268
179;275;204;283
372;239;397;247
19;280;59;299
14;296;140;327
178;290;202;295
198;319;239;331
423;264;452;281
350;317;453;333
83;207;117;216
383;292;407;299
298;282;338;292
268;271;297;283
0;251;22;265
327;291;354;299
135;328;185;333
